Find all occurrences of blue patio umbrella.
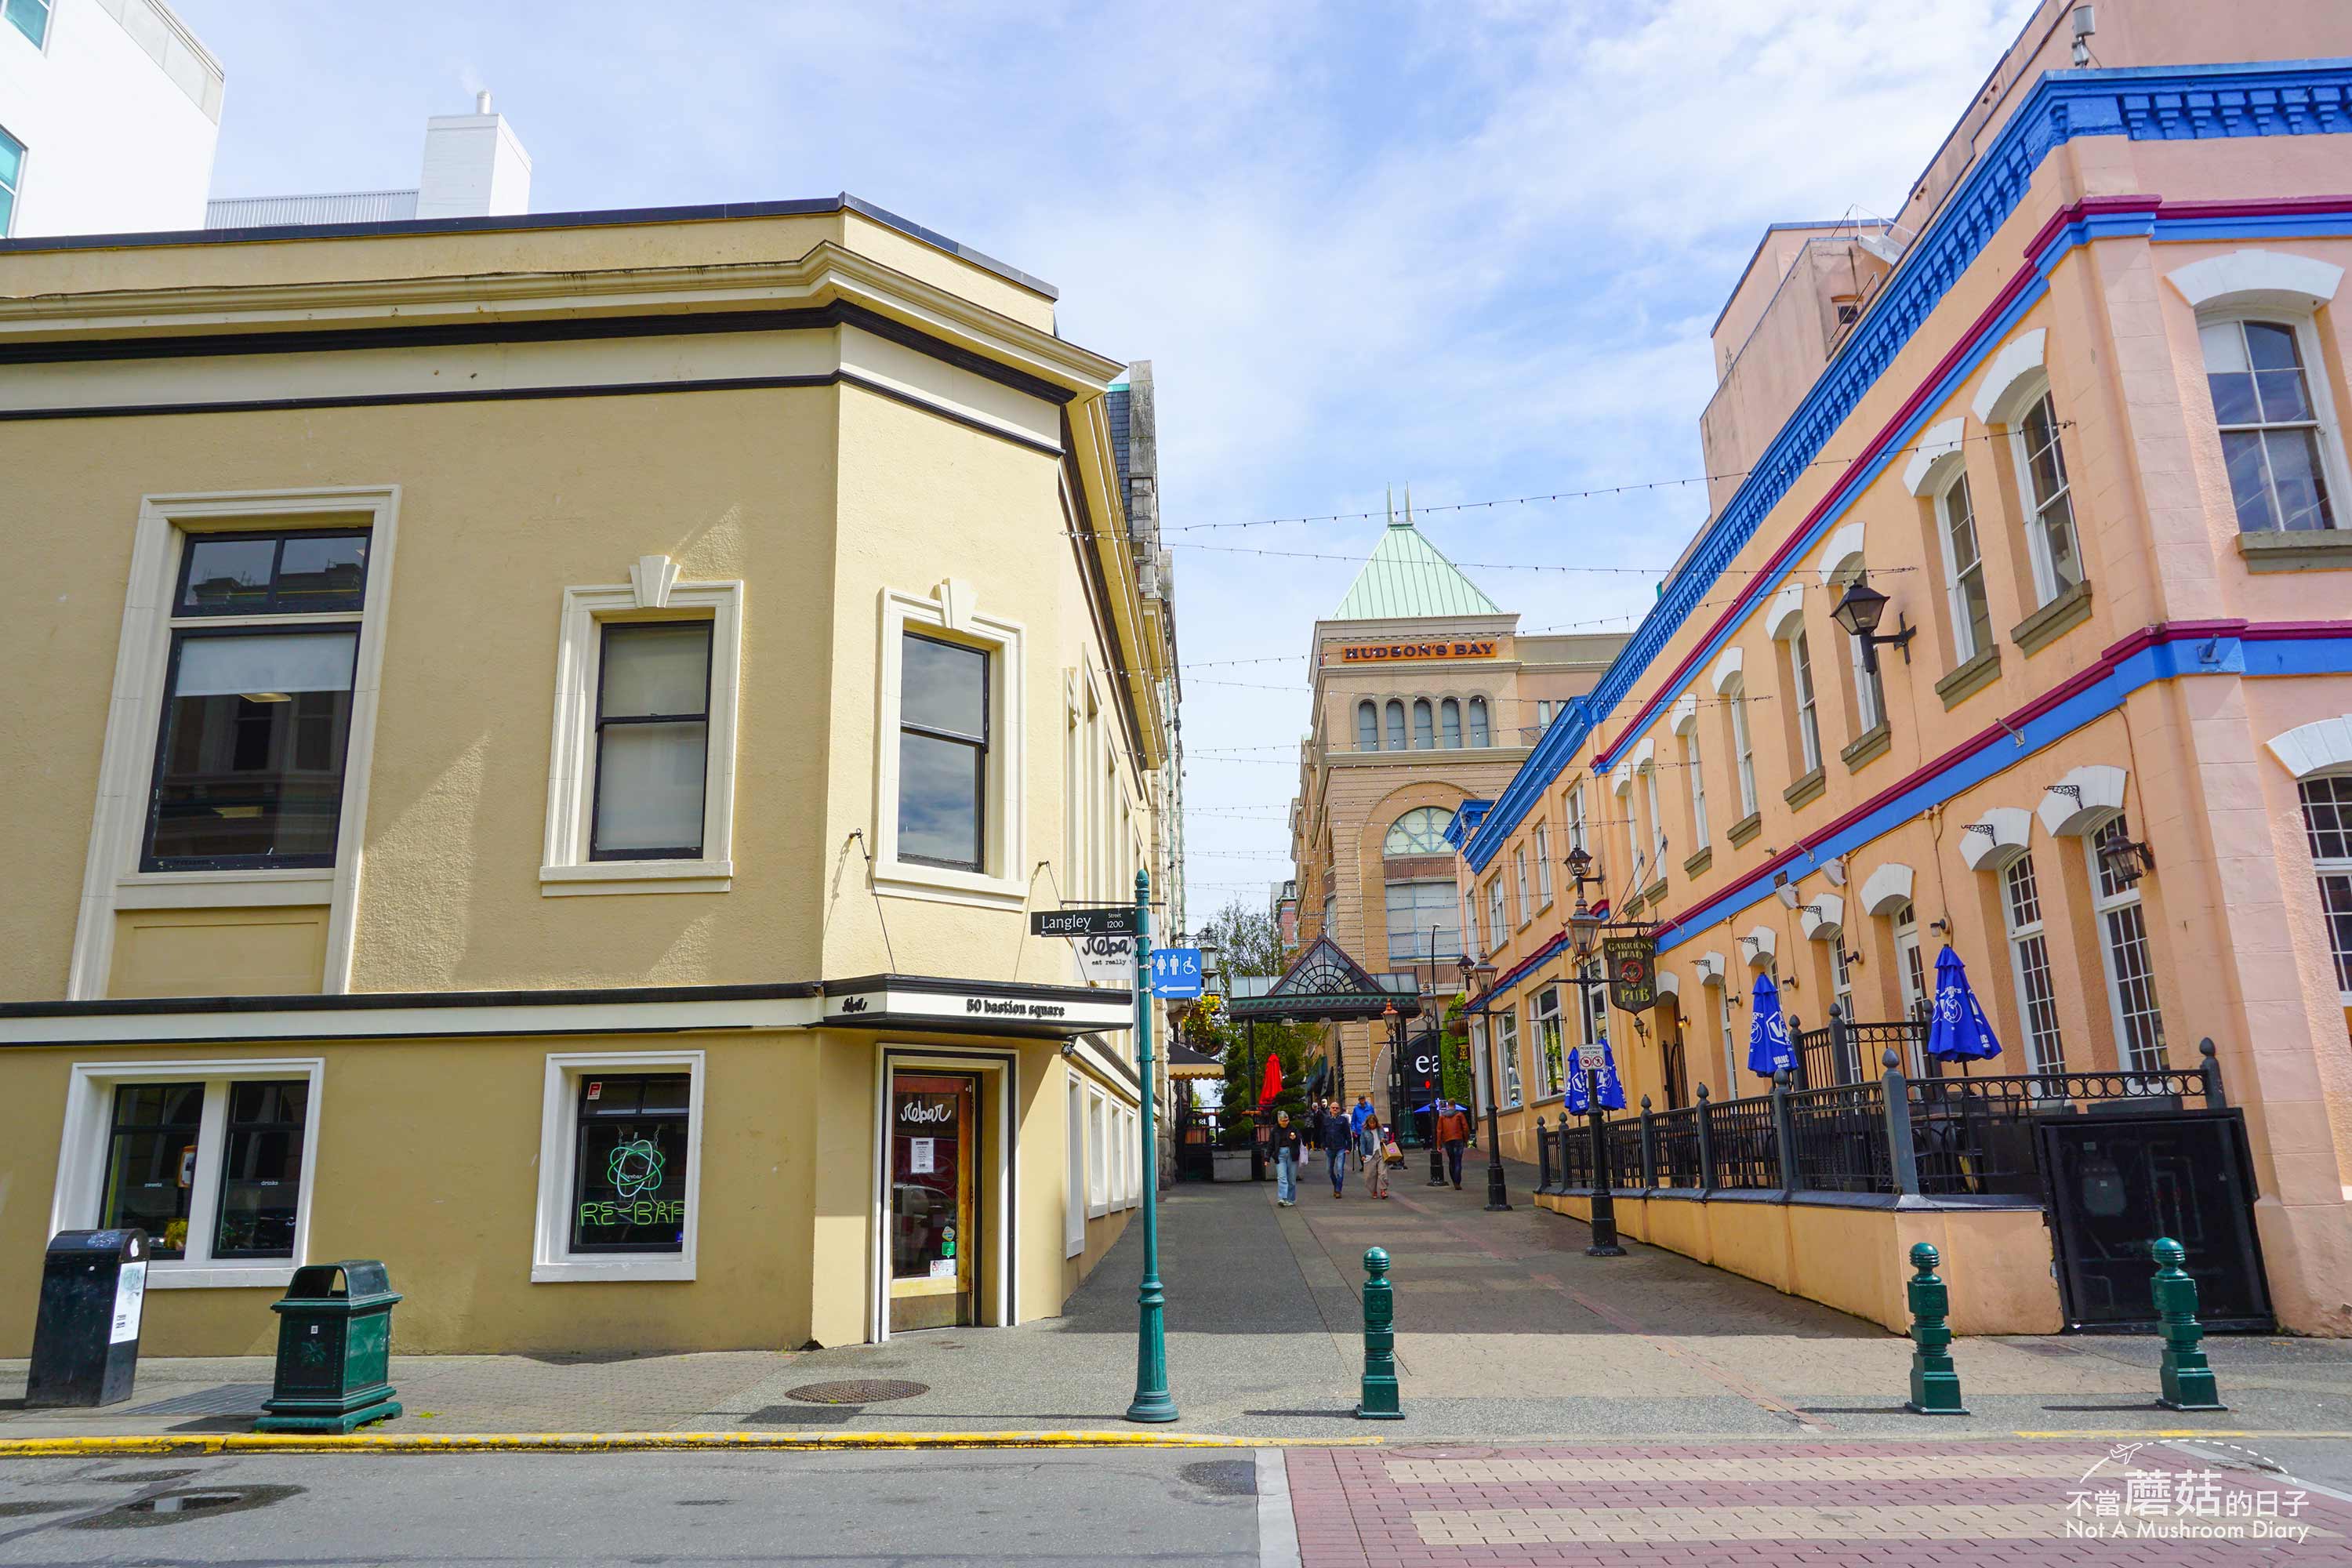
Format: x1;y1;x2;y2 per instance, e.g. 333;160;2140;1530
1748;970;1796;1080
1926;945;2005;1067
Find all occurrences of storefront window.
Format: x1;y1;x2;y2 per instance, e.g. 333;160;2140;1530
892;1073;976;1332
213;1080;308;1258
100;1082;204;1258
570;1073;691;1254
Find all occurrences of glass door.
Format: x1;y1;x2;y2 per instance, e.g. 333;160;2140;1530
888;1072;977;1334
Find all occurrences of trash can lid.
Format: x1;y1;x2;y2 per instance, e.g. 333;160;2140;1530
45;1229;147;1260
279;1259;399;1305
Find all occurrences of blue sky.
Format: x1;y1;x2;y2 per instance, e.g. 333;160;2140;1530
175;0;2039;925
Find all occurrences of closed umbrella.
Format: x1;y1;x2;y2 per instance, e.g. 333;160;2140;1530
1748;971;1795;1080
1258;1051;1283;1108
1926;945;2004;1070
1565;1038;1628;1114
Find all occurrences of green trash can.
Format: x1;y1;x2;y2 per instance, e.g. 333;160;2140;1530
256;1260;403;1434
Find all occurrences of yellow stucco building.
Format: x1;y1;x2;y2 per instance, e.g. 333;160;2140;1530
0;194;1176;1353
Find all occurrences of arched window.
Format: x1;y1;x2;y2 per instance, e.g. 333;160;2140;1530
1936;468;1993;664
1385;700;1407;751
1440;698;1461;748
1384;805;1456;856
1412;699;1434;749
1467;697;1490;747
2199;318;2339;533
1356;699;1379;750
2012;386;2082;608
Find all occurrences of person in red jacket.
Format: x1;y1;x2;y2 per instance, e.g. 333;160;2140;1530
1436;1101;1474;1190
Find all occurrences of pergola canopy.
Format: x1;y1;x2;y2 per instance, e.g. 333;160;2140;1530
1226;932;1425;1022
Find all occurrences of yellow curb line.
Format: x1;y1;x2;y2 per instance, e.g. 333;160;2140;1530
0;1429;1387;1458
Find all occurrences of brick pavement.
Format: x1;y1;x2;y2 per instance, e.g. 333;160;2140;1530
1284;1441;2352;1565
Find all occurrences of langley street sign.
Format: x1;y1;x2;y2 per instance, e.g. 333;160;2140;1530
1029;906;1138;938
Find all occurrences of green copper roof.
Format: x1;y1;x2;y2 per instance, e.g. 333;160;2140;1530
1330;513;1502;621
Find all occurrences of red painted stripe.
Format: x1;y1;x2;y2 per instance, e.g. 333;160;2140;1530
2020;194;2163;266
2155;194;2352;220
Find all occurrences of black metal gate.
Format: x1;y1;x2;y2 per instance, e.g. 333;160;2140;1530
2038;1110;2271;1331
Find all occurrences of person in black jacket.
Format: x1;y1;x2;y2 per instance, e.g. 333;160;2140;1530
1318;1099;1352;1196
1268;1110;1302;1206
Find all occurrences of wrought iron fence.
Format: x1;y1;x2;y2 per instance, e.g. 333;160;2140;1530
1789;1018;1847;1090
1649;1103;1704;1189
1907;1065;2214;1197
1552;1116;1598;1191
1608;1117;1645;1190
1783;1082;1893;1193
1849;1018;1926;1076
1708;1090;1782;1190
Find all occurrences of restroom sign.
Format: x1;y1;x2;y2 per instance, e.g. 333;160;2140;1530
1149;948;1203;999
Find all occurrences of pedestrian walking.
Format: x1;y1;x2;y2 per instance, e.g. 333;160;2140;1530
1319;1098;1352;1196
1359;1111;1390;1199
1436;1099;1473;1190
1349;1094;1373;1173
1269;1110;1302;1206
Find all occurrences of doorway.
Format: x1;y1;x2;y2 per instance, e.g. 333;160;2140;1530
887;1071;978;1333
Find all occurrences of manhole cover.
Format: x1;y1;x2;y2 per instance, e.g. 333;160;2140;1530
784;1379;927;1405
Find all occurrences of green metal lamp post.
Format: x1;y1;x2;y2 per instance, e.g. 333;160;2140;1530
1126;868;1178;1424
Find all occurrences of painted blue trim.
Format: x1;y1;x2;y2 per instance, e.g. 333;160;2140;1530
1459;56;2352;874
2154;213;2352;243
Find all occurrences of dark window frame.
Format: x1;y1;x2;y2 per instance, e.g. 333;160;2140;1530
896;630;991;873
172;528;370;618
589;619;716;862
568;1072;692;1255
210;1079;307;1260
140;620;362;873
98;1081;205;1260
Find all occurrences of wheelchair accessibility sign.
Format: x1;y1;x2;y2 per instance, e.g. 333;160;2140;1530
1149;947;1204;1000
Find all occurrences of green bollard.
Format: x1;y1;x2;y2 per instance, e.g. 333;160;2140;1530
1903;1243;1968;1415
1354;1247;1403;1421
2151;1237;2227;1411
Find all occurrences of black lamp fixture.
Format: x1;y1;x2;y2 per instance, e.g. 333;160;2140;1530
1831;572;1917;675
2096;826;2157;889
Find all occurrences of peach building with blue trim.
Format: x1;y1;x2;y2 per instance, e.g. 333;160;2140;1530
1450;2;2352;1335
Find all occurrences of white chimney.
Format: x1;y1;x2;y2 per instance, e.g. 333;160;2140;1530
416;93;532;220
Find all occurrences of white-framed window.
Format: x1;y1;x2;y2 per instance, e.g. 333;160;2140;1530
1567;786;1588;853
875;583;1025;909
0;122;22;238
2011;388;2084;607
1642;763;1667;872
1413;699;1435;749
4;0;50;49
1469;1017;1490;1109
1531;985;1564;1098
1831;941;1854;1029
1064;1073;1084;1257
1086;1091;1109;1218
1496;1007;1523;1108
1385;806;1453;855
1513;847;1531;926
1577;960;1608;1051
2299;774;2352;1000
1385;878;1459;964
1844;626;1886;735
2089;817;2167;1075
2200;315;2344;533
1999;853;2067;1076
1385;700;1407;750
1728;689;1759;818
1936;470;1994;662
1533;823;1553;909
1464;888;1482;960
1356;699;1379;750
68;488;402;1001
1682;729;1711;851
542;564;742;897
1714;981;1737;1091
51;1058;325;1290
1468;697;1490;747
532;1049;703;1283
1789;630;1822;774
1487;876;1507;943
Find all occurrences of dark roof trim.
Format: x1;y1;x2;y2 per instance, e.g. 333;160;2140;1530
0;192;1060;301
819;973;1118;1004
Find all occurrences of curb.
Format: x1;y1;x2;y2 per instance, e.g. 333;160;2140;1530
0;1429;1388;1458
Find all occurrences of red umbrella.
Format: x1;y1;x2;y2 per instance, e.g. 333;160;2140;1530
1258;1052;1283;1107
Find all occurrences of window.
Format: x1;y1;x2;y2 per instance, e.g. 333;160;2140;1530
0;123;22;238
1064;1076;1084;1256
898;632;989;870
1469;1018;1490;1109
1487;877;1506;944
1537;700;1556;728
4;0;48;49
57;1060;325;1287
1938;471;1994;662
1464;889;1480;959
1533;823;1553;907
569;1073;691;1254
1893;901;1927;1075
2201;318;2339;533
1385;700;1407;750
1577;960;1608;1052
1087;1092;1108;1217
1682;730;1710;851
2089;817;2167;1075
1356;699;1379;750
1440;698;1462;748
1845;626;1885;735
2299;775;2352;998
2000;854;2067;1077
1642;764;1667;872
1729;692;1759;817
1413;699;1435;750
142;531;370;871
1385;879;1461;964
1830;944;1855;1070
2015;390;2083;605
1789;630;1821;774
1468;698;1490;748
1567;786;1588;853
590;623;713;859
1513;848;1530;924
1385;805;1454;855
1715;982;1737;1091
1496;1008;1523;1107
1531;987;1564;1098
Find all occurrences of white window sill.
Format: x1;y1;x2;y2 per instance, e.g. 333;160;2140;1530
148;1264;299;1290
1086;1200;1109;1220
539;860;731;898
114;870;336;910
531;1256;697;1283
873;862;1027;912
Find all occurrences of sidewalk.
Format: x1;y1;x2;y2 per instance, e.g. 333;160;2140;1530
5;1163;2349;1443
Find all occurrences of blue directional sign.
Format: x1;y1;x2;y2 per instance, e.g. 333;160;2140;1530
1149;947;1204;999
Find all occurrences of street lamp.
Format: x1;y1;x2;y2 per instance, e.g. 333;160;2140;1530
1562;892;1624;1259
1830;572;1917;676
1457;953;1510;1210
